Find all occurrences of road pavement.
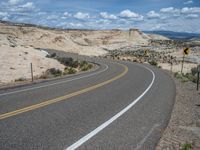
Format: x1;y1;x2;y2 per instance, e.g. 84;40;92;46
0;57;175;150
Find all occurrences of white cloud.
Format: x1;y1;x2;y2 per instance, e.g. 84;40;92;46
47;15;58;20
0;12;8;17
63;12;71;17
20;2;35;11
96;19;111;25
184;0;193;5
100;12;117;19
181;7;200;14
74;12;90;19
69;22;83;27
160;7;180;13
37;12;47;16
2;16;9;21
147;11;160;18
120;9;139;18
186;14;199;18
0;11;10;20
119;9;143;21
8;0;22;5
1;1;37;13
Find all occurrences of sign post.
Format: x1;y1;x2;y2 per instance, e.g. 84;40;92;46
181;48;190;74
30;63;33;82
170;62;173;73
197;65;200;91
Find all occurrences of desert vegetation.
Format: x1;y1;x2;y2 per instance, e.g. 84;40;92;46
39;53;94;79
174;67;199;83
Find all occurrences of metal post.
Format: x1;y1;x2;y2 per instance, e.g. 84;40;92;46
181;55;185;74
170;62;173;74
30;63;33;82
197;72;200;91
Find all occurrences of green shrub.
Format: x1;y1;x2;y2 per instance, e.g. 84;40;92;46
64;67;77;74
57;57;74;67
185;73;197;83
80;61;88;68
15;77;26;82
149;60;158;66
47;68;62;77
174;72;197;83
81;64;93;71
174;72;179;77
71;60;79;68
191;67;198;76
182;143;192;150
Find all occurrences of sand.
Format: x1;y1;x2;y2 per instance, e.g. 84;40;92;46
159;62;198;74
0;45;65;84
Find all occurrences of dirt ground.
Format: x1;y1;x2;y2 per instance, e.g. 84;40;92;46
156;74;200;150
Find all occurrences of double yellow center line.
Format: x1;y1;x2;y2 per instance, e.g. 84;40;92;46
0;63;128;120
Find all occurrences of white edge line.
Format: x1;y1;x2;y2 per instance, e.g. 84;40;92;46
135;123;160;150
65;65;155;150
0;64;108;96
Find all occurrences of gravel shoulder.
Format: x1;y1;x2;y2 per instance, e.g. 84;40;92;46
156;73;200;150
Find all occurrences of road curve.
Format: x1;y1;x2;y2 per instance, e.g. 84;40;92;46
0;58;175;150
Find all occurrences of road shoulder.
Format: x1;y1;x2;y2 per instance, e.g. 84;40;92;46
156;73;200;150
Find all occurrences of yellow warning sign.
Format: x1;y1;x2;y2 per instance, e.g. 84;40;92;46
183;48;190;55
144;50;149;56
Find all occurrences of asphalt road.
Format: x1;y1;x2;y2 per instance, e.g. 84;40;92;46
0;56;175;150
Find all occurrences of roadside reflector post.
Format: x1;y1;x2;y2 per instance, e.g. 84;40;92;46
197;65;200;91
197;72;199;91
30;63;33;82
170;62;173;74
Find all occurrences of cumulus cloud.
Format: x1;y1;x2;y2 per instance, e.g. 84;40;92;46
37;12;47;16
120;9;139;18
96;19;111;25
46;15;59;20
0;11;9;21
63;12;71;17
74;12;90;19
159;6;200;20
0;12;8;17
69;22;83;27
5;1;37;12
20;2;35;11
184;0;193;5
100;12;117;19
8;0;23;5
160;7;180;13
147;11;160;18
119;9;143;21
186;14;199;18
181;7;200;14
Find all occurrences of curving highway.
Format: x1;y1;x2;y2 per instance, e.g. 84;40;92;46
0;55;175;150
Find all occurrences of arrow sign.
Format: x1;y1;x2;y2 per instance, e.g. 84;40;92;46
183;48;190;55
144;50;148;56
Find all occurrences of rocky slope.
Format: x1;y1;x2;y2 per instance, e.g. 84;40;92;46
0;21;168;56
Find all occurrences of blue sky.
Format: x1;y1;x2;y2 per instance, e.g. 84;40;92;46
0;0;200;32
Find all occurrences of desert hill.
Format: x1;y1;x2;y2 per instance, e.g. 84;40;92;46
0;21;168;56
